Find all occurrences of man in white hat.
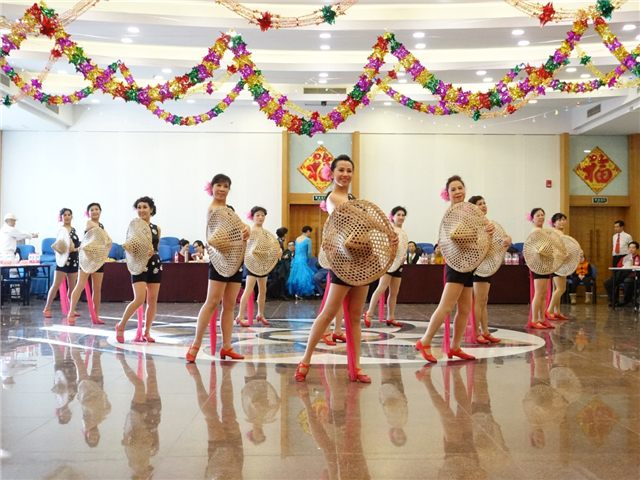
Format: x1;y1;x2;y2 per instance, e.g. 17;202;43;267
1;213;38;256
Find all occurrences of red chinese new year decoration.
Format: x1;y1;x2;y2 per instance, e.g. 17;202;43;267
573;147;621;194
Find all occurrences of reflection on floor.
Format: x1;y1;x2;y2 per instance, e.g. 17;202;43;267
1;298;639;479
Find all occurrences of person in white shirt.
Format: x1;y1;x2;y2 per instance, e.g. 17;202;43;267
612;220;632;268
191;240;209;263
0;213;38;256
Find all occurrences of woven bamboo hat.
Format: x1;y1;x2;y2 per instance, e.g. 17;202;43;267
522;384;568;428
438;202;491;273
321;199;396;286
244;228;281;276
79;227;111;274
389;229;409;272
555;235;581;277
523;229;566;275
550;366;582;404
123;218;152;275
52;227;71;268
318;248;329;269
206;207;246;278
475;221;509;278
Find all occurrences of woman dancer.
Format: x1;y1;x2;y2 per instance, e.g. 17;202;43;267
287;226;316;299
44;208;80;321
468;195;511;344
363;206;407;327
527;208;552;329
115;197;162;343
546;213;569;320
415;176;495;362
67;203;111;324
186;174;250;362
236;206;280;327
295;155;398;383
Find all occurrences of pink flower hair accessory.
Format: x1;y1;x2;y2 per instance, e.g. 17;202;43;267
388;213;394;222
204;182;213;197
57;214;62;222
246;211;253;221
319;164;332;182
84;211;90;218
525;213;533;222
548;219;554;226
319;200;328;212
440;188;450;202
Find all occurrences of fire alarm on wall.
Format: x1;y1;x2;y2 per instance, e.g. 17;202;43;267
546;180;552;188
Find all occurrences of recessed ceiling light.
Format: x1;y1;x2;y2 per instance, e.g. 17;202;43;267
121;37;133;43
636;34;640;40
413;32;425;38
483;77;493;82
57;70;67;75
153;75;163;80
187;99;195;104
320;45;330;50
127;27;139;33
319;72;328;78
622;24;636;31
162;68;172;74
580;74;590;78
399;79;407;83
91;99;100;104
319;79;327;84
0;28;10;34
317;140;324;145
252;101;258;105
518;40;530;46
415;43;426;49
476;70;486;76
384;102;391;106
397;72;406;77
529;100;538;103
566;67;577;72
319;33;331;39
512;29;524;35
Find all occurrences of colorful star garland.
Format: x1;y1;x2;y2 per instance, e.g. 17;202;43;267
504;0;626;24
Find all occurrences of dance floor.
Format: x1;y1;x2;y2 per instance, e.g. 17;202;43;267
1;298;639;480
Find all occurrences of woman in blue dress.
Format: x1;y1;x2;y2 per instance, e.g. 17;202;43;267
287;226;316;298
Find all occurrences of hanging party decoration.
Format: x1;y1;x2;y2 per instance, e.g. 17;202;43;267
214;0;358;31
538;2;556;26
504;0;626;24
573;147;621;194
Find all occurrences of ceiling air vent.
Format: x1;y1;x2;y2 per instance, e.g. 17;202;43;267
586;104;601;118
45;103;59;115
303;87;347;95
0;73;9;87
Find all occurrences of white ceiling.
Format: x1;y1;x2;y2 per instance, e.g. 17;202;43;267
1;0;639;133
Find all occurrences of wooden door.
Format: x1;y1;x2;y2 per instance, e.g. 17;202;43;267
289;205;329;257
569;206;628;293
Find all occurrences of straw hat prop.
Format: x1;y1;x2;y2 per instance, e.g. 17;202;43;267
245;228;281;277
389;229;409;273
523;230;567;275
206;207;246;278
122;218;152;276
475;221;509;277
79;227;111;274
555;235;581;277
321;199;396;286
438;202;491;273
52;227;71;268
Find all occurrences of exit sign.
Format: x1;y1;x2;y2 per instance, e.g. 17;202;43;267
592;197;608;204
313;195;326;202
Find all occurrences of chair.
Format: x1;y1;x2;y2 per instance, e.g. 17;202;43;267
158;245;173;263
160;237;180;247
417;243;434;255
513;242;524;255
16;244;35;260
108;243;125;260
40;238;56;263
565;265;597;304
1;268;31;306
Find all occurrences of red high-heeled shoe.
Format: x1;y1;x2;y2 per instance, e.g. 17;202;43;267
322;333;337;346
545;311;558;320
219;347;244;360
142;333;155;343
332;333;347;343
294;361;309;382
415;341;437;363
353;368;371;383
115;324;125;343
482;333;501;343
92;317;105;325
447;348;476;360
256;315;270;326
67;316;76;326
186;344;199;362
386;319;403;327
476;334;490;344
363;312;371;328
528;322;548;329
554;312;569;320
235;317;250;327
43;308;52;318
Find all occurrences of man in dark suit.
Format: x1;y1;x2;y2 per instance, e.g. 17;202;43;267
406;241;421;264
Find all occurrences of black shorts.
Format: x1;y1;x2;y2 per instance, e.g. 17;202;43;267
208;263;243;283
56;252;79;273
472;274;491;284
94;265;104;274
330;269;354;287
246;269;268;279
388;266;403;278
445;264;474;288
531;271;551;280
132;254;163;284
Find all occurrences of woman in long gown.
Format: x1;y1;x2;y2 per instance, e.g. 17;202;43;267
287;226;316;298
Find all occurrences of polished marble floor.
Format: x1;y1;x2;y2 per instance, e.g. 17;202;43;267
1;297;639;480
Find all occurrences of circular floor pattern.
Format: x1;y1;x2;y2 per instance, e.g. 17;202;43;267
41;318;545;364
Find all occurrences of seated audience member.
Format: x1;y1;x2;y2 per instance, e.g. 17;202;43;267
174;239;191;263
276;227;288;252
286;241;295;257
192;240;209;263
569;251;593;304
604;241;640;307
406;241;420;264
313;260;329;297
433;244;445;264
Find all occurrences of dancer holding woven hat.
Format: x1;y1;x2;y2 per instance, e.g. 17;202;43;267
546;213;569;320
115;197;162;343
186;174;250;362
236;206;281;327
468;195;512;344
295;155;398;383
44;208;80;320
363;206;408;327
67;203;112;325
527;208;551;329
416;176;495;362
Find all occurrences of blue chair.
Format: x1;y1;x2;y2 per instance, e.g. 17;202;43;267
158;245;173;263
16;244;35;259
108;243;125;260
308;257;318;273
40;238;56;263
513;242;524;255
417;243;434;255
160;237;180;247
189;245;196;254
